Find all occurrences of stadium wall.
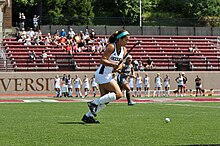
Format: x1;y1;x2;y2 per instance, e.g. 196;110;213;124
0;71;219;95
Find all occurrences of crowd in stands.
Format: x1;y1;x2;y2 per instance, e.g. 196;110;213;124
16;27;108;56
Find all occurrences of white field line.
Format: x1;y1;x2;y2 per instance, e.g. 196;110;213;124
161;103;220;109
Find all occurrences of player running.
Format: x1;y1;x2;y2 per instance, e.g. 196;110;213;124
117;55;136;105
82;30;130;123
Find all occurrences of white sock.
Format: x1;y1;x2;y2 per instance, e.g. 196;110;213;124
153;91;156;96
85;91;88;96
86;111;94;117
147;90;150;97
79;91;82;96
76;91;79;96
95;104;106;114
93;93;116;105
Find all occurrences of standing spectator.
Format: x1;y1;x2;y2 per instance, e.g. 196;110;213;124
182;72;188;96
90;75;98;97
143;72;150;97
164;74;170;96
153;73;162;97
195;75;204;96
135;72;142;97
60;29;66;37
89;29;96;40
54;29;60;36
19;12;26;30
74;75;82;98
33;15;40;31
175;73;184;97
83;75;90;98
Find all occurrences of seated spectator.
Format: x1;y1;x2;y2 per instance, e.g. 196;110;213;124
28;50;36;62
189;44;199;54
24;35;32;45
65;43;73;55
54;29;59;36
138;60;145;71
40;50;52;63
68;28;75;39
133;60;139;71
27;28;35;39
33;35;41;45
145;58;155;70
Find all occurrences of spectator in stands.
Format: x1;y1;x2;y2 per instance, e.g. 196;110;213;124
60;29;67;37
58;36;66;48
43;37;51;46
189;44;199;54
89;29;96;40
27;28;35;39
84;28;90;39
35;29;43;40
33;15;40;31
68;28;75;39
40;50;52;63
138;60;144;71
28;50;36;62
54;29;59;36
133;60;139;71
19;12;26;30
145;58;155;70
24;35;32;45
33;35;41;45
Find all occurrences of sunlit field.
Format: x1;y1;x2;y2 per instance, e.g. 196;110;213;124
0;98;220;145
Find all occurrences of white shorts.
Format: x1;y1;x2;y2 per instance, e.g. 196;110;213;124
136;83;142;88
92;82;98;87
129;83;134;88
84;84;89;89
61;85;68;93
95;72;113;85
144;84;150;88
75;84;80;89
54;84;60;89
155;83;162;88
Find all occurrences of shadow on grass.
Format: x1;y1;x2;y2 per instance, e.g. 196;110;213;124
58;121;85;125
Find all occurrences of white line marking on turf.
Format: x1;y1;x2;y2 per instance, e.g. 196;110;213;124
161;103;220;109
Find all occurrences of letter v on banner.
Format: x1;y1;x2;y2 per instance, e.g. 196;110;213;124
0;78;11;91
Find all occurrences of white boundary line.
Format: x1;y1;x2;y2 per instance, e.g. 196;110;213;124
160;103;220;109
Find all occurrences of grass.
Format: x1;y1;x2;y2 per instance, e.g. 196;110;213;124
0;101;220;145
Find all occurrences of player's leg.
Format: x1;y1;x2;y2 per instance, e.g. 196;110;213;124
120;83;135;105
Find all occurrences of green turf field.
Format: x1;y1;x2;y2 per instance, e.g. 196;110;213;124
0;101;220;145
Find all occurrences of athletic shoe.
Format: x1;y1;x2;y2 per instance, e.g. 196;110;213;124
128;101;136;106
87;101;98;116
81;115;100;124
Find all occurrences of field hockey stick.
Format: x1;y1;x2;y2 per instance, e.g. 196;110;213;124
117;41;142;67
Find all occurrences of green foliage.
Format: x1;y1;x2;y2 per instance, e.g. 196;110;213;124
12;0;220;26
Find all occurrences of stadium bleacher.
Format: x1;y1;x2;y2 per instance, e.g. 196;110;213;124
2;35;220;71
